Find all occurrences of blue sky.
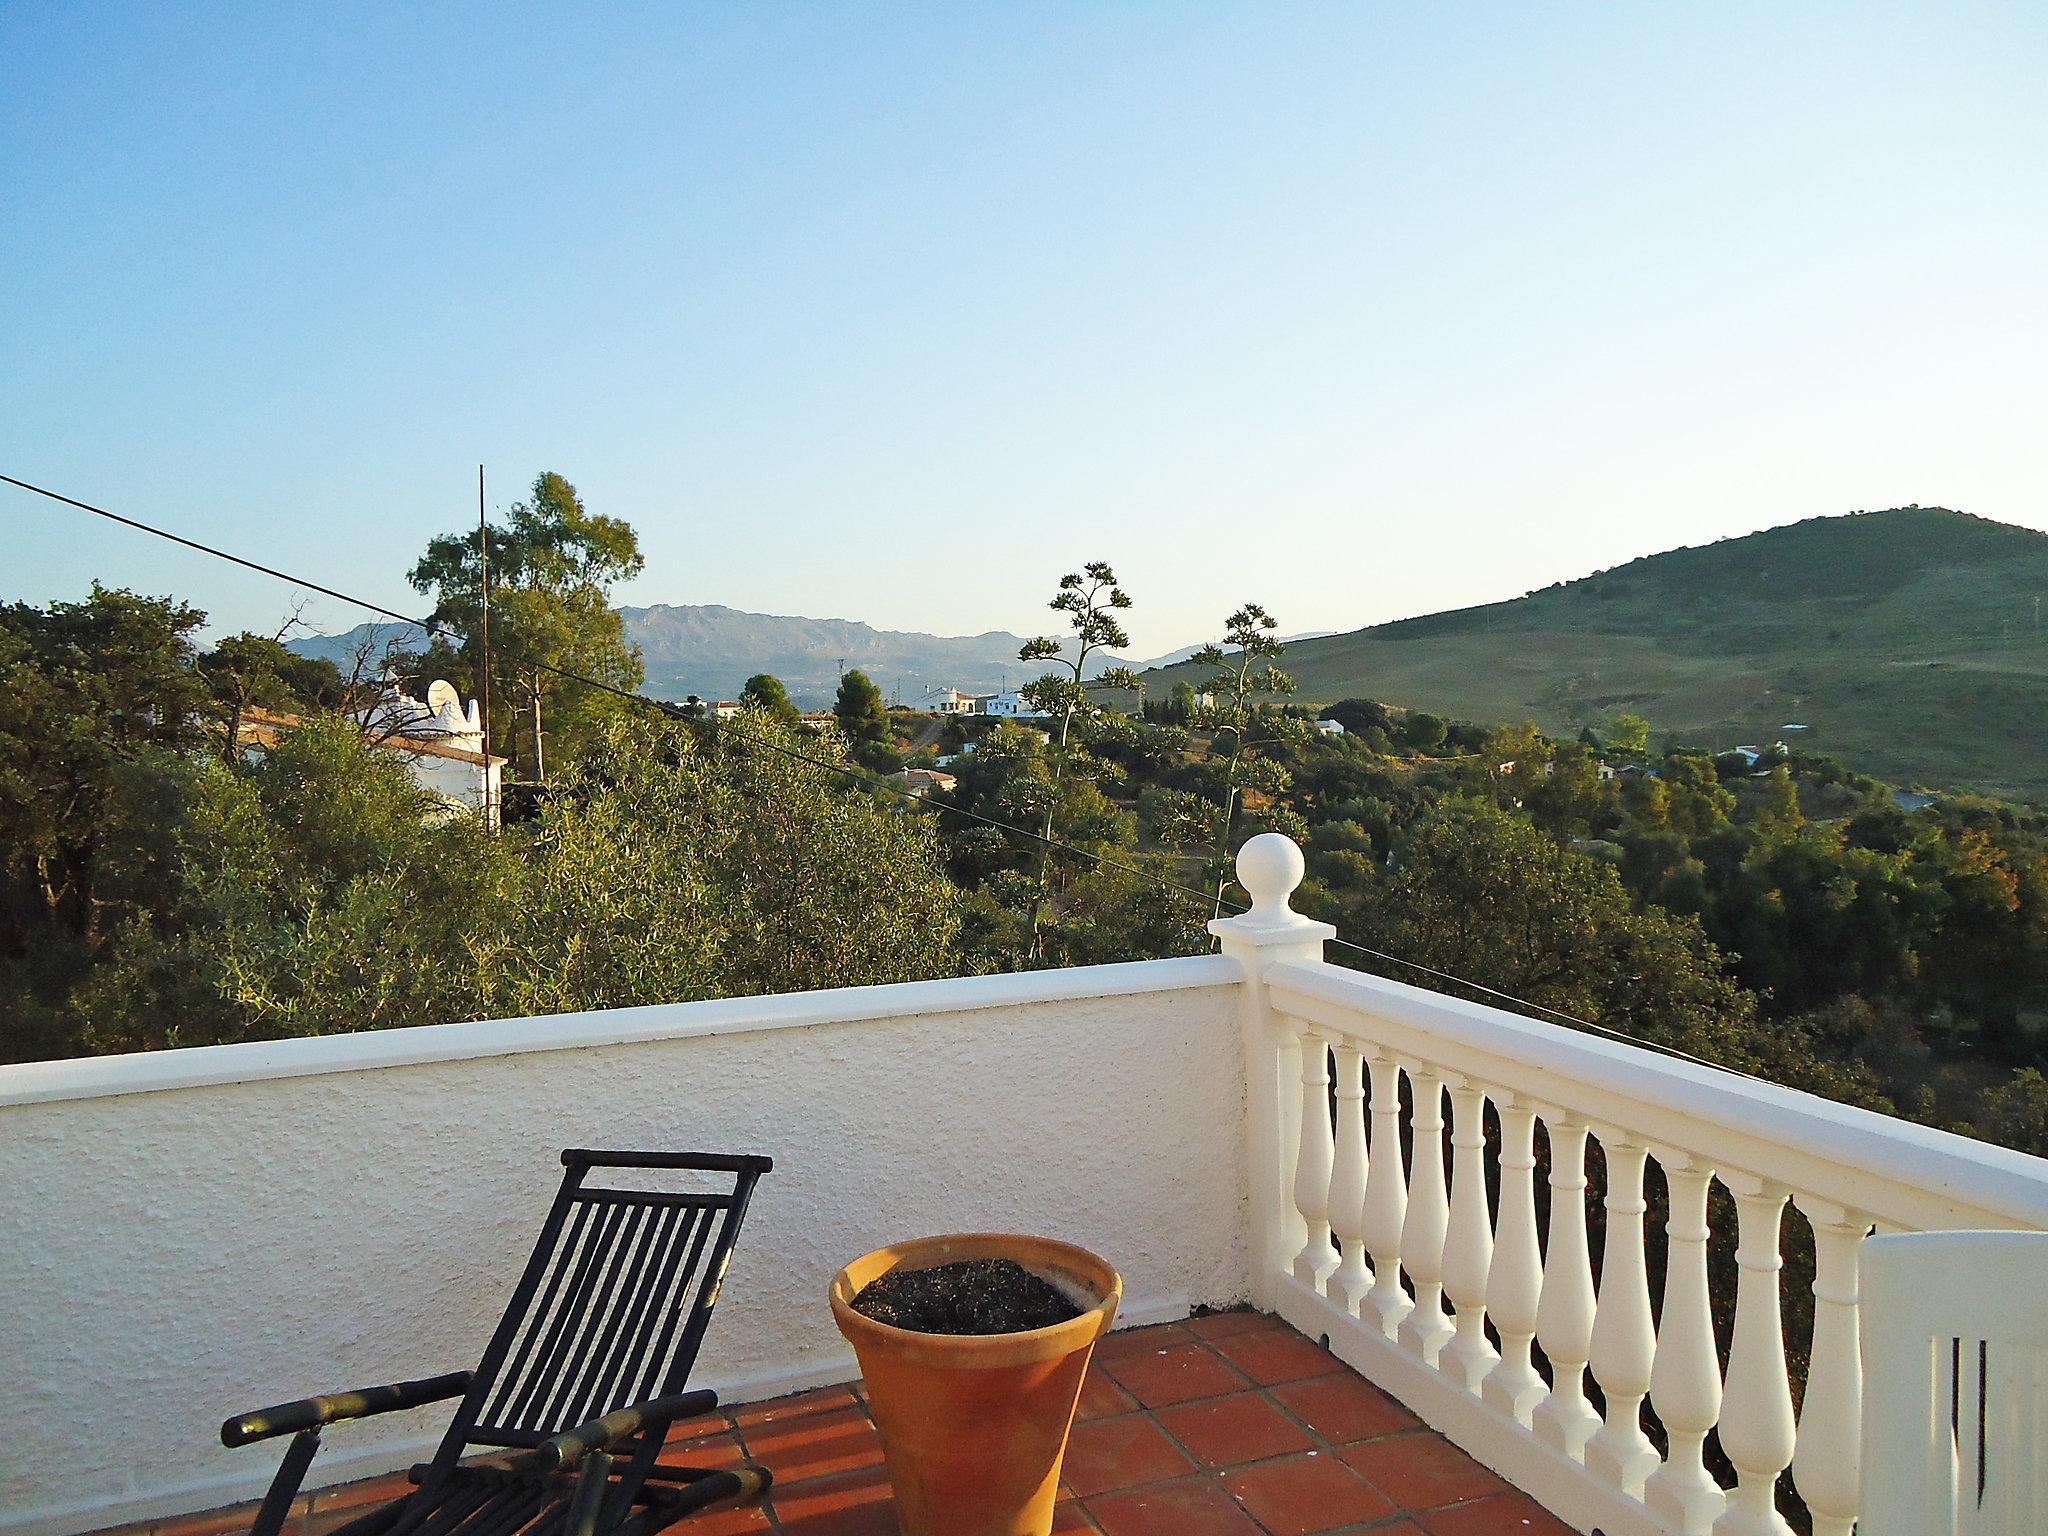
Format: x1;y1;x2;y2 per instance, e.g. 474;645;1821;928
4;3;2044;656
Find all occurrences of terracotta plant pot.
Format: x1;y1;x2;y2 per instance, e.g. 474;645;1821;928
829;1232;1122;1536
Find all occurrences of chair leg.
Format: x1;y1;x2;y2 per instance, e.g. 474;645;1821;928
563;1451;613;1536
251;1429;323;1536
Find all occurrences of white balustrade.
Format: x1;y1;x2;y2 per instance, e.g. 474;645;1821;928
1327;1037;1371;1311
1714;1173;1797;1536
1646;1154;1727;1534
1482;1097;1546;1423
1586;1132;1660;1498
1361;1052;1413;1336
1208;833;2048;1536
1790;1197;1867;1536
1440;1077;1500;1392
1292;1017;1337;1287
1531;1114;1601;1460
1397;1067;1454;1364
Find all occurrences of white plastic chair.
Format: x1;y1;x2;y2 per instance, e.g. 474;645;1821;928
1859;1230;2048;1534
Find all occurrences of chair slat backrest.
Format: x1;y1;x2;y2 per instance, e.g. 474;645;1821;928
1860;1230;2048;1536
435;1150;770;1462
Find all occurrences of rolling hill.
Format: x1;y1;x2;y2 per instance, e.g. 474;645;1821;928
1148;507;2048;800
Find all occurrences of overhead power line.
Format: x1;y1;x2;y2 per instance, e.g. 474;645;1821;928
0;470;1765;1081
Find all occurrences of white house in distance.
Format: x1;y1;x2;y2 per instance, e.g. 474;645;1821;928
979;690;1050;719
913;686;978;715
240;678;506;829
361;680;507;827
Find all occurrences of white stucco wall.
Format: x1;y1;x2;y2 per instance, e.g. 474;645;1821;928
0;958;1251;1536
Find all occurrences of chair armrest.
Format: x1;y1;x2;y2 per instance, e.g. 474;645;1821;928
530;1389;719;1473
222;1371;473;1447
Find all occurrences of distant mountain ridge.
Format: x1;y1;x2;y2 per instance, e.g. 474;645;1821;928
1145;506;2048;800
294;606;1186;708
621;604;1142;704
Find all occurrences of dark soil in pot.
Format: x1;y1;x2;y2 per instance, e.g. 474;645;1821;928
850;1257;1082;1335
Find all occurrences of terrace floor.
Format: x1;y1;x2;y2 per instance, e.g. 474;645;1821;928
109;1314;1571;1536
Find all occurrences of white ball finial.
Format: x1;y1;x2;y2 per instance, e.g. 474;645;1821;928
1236;833;1305;916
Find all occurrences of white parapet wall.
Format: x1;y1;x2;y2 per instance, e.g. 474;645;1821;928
0;956;1251;1536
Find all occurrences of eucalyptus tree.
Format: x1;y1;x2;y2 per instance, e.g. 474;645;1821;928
409;471;644;781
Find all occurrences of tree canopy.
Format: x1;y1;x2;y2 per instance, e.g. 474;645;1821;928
409;471;644;779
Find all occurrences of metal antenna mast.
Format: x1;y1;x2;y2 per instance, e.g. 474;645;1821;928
478;465;491;752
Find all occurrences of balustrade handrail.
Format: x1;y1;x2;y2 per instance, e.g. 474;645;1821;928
1265;957;2048;1234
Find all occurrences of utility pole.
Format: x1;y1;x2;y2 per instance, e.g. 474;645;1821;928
532;673;545;784
477;466;491;757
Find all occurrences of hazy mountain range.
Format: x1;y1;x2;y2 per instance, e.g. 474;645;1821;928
290;608;1270;707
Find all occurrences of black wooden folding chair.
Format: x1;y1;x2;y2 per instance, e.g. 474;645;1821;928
221;1150;774;1536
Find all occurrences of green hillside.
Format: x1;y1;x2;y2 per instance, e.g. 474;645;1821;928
1157;507;2048;799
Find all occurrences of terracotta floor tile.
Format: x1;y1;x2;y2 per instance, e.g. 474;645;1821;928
157;1504;270;1536
1061;1413;1196;1496
1153;1391;1316;1468
655;1429;749;1472
1207;1327;1345;1386
1420;1493;1575;1535
1074;1366;1138;1422
771;1464;899;1536
1269;1371;1418;1444
733;1383;860;1426
310;1472;417;1516
660;1491;773;1536
1052;1498;1104;1533
1095;1322;1195;1361
1184;1309;1286;1340
740;1404;884;1483
1340;1432;1506;1510
1100;1342;1251;1408
290;1510;379;1536
666;1409;739;1444
1085;1474;1265;1536
1219;1452;1394;1535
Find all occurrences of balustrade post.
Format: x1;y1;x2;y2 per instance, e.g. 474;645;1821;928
1645;1154;1726;1535
1292;1020;1337;1287
1440;1077;1499;1392
1712;1173;1796;1536
1327;1039;1371;1310
1397;1067;1454;1364
1789;1197;1866;1536
1482;1098;1546;1424
1209;834;1335;1310
1586;1131;1660;1499
1362;1052;1413;1336
1532;1114;1601;1460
